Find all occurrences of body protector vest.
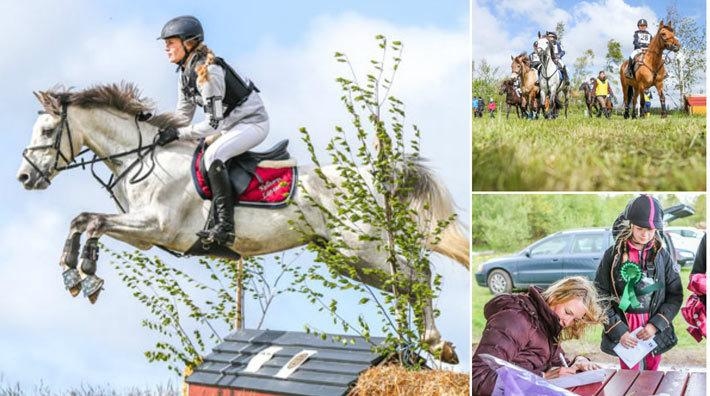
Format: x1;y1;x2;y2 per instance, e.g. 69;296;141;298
595;79;609;96
181;52;259;126
634;30;653;49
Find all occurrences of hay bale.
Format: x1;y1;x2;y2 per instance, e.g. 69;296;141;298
349;364;469;395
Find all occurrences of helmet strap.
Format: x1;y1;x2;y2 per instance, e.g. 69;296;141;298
178;38;199;69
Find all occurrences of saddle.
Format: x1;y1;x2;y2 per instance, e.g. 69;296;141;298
191;139;297;208
186;139;297;260
627;51;647;79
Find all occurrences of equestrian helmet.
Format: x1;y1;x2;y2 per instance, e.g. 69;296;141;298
546;31;557;39
637;19;648;27
158;15;204;42
626;194;663;230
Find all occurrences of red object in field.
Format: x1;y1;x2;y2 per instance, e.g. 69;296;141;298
684;95;706;115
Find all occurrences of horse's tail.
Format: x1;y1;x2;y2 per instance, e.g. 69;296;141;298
404;159;469;269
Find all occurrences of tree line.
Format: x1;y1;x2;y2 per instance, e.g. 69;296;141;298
472;194;706;252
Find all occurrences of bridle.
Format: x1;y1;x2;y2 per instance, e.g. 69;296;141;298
22;99;160;212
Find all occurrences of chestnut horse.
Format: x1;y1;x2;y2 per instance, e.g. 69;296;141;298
620;20;680;118
510;53;539;119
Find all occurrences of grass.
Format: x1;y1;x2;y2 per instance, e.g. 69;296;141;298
472;253;706;365
0;375;179;396
472;111;706;191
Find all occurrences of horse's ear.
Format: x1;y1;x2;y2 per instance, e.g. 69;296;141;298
511;55;515;60
34;91;60;115
659;20;665;28
537;31;541;38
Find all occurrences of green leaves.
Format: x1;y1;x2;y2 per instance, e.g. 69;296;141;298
293;36;446;368
107;248;301;376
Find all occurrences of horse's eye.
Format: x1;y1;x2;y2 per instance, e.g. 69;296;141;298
41;127;55;137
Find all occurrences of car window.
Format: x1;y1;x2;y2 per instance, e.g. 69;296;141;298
571;233;607;254
530;235;572;256
680;230;697;238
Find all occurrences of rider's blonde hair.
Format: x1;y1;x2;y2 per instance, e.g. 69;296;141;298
184;41;217;85
542;276;606;340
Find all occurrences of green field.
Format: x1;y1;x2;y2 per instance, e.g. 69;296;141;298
472;253;706;365
472;112;706;191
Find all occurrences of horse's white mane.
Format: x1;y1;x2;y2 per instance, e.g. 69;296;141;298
35;82;185;130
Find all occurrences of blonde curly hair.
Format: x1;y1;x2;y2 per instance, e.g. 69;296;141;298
184;41;217;84
542;276;607;340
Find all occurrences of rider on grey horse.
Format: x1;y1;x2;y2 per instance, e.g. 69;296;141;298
529;41;541;73
156;16;269;247
626;19;653;79
546;31;569;84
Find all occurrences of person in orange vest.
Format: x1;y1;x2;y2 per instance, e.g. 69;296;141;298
592;70;614;118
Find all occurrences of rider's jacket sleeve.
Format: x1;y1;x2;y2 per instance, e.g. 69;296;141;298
178;64;226;139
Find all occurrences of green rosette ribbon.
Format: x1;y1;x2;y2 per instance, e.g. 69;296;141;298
619;262;642;312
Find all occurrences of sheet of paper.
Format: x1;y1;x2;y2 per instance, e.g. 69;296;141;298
612;327;658;367
548;369;610;388
243;346;283;373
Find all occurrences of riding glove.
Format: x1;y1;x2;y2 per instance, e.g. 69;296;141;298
156;127;179;146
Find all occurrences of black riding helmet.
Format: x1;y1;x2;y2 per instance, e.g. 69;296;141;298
158;15;204;42
638;18;648;27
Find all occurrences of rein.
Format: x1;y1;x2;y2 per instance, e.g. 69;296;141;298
636;29;675;80
22;101;160;211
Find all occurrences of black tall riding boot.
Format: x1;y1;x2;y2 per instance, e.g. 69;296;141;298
198;160;235;246
626;57;634;79
561;66;569;84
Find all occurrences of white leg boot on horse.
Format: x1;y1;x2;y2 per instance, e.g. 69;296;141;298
197;160;235;247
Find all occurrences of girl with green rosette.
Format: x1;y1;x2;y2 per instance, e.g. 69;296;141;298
595;194;683;370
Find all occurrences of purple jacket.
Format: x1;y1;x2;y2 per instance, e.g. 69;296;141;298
471;287;567;396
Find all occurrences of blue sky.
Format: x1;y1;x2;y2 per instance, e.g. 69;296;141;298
2;0;469;390
472;0;706;105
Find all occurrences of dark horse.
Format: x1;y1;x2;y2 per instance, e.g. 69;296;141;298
579;81;599;118
499;78;525;119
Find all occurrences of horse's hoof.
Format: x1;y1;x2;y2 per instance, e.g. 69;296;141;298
432;340;459;365
81;275;104;303
62;268;82;297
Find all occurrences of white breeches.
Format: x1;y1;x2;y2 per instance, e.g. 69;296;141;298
204;119;269;167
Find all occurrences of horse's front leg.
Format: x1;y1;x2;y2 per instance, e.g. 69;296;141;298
61;211;164;303
59;212;95;297
656;84;668;118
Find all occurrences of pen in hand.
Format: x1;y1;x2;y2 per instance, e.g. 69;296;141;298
560;353;569;367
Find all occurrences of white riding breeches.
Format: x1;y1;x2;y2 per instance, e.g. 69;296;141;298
204;119;269;168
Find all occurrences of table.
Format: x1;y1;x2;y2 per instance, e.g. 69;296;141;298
566;369;706;396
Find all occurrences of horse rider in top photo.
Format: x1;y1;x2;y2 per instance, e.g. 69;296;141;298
626;18;653;79
156;15;269;247
546;31;569;85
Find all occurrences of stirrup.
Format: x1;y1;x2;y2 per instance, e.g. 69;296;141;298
62;268;82;297
197;227;235;247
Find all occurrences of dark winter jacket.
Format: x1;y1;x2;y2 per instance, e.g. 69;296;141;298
594;244;683;356
471;287;569;396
